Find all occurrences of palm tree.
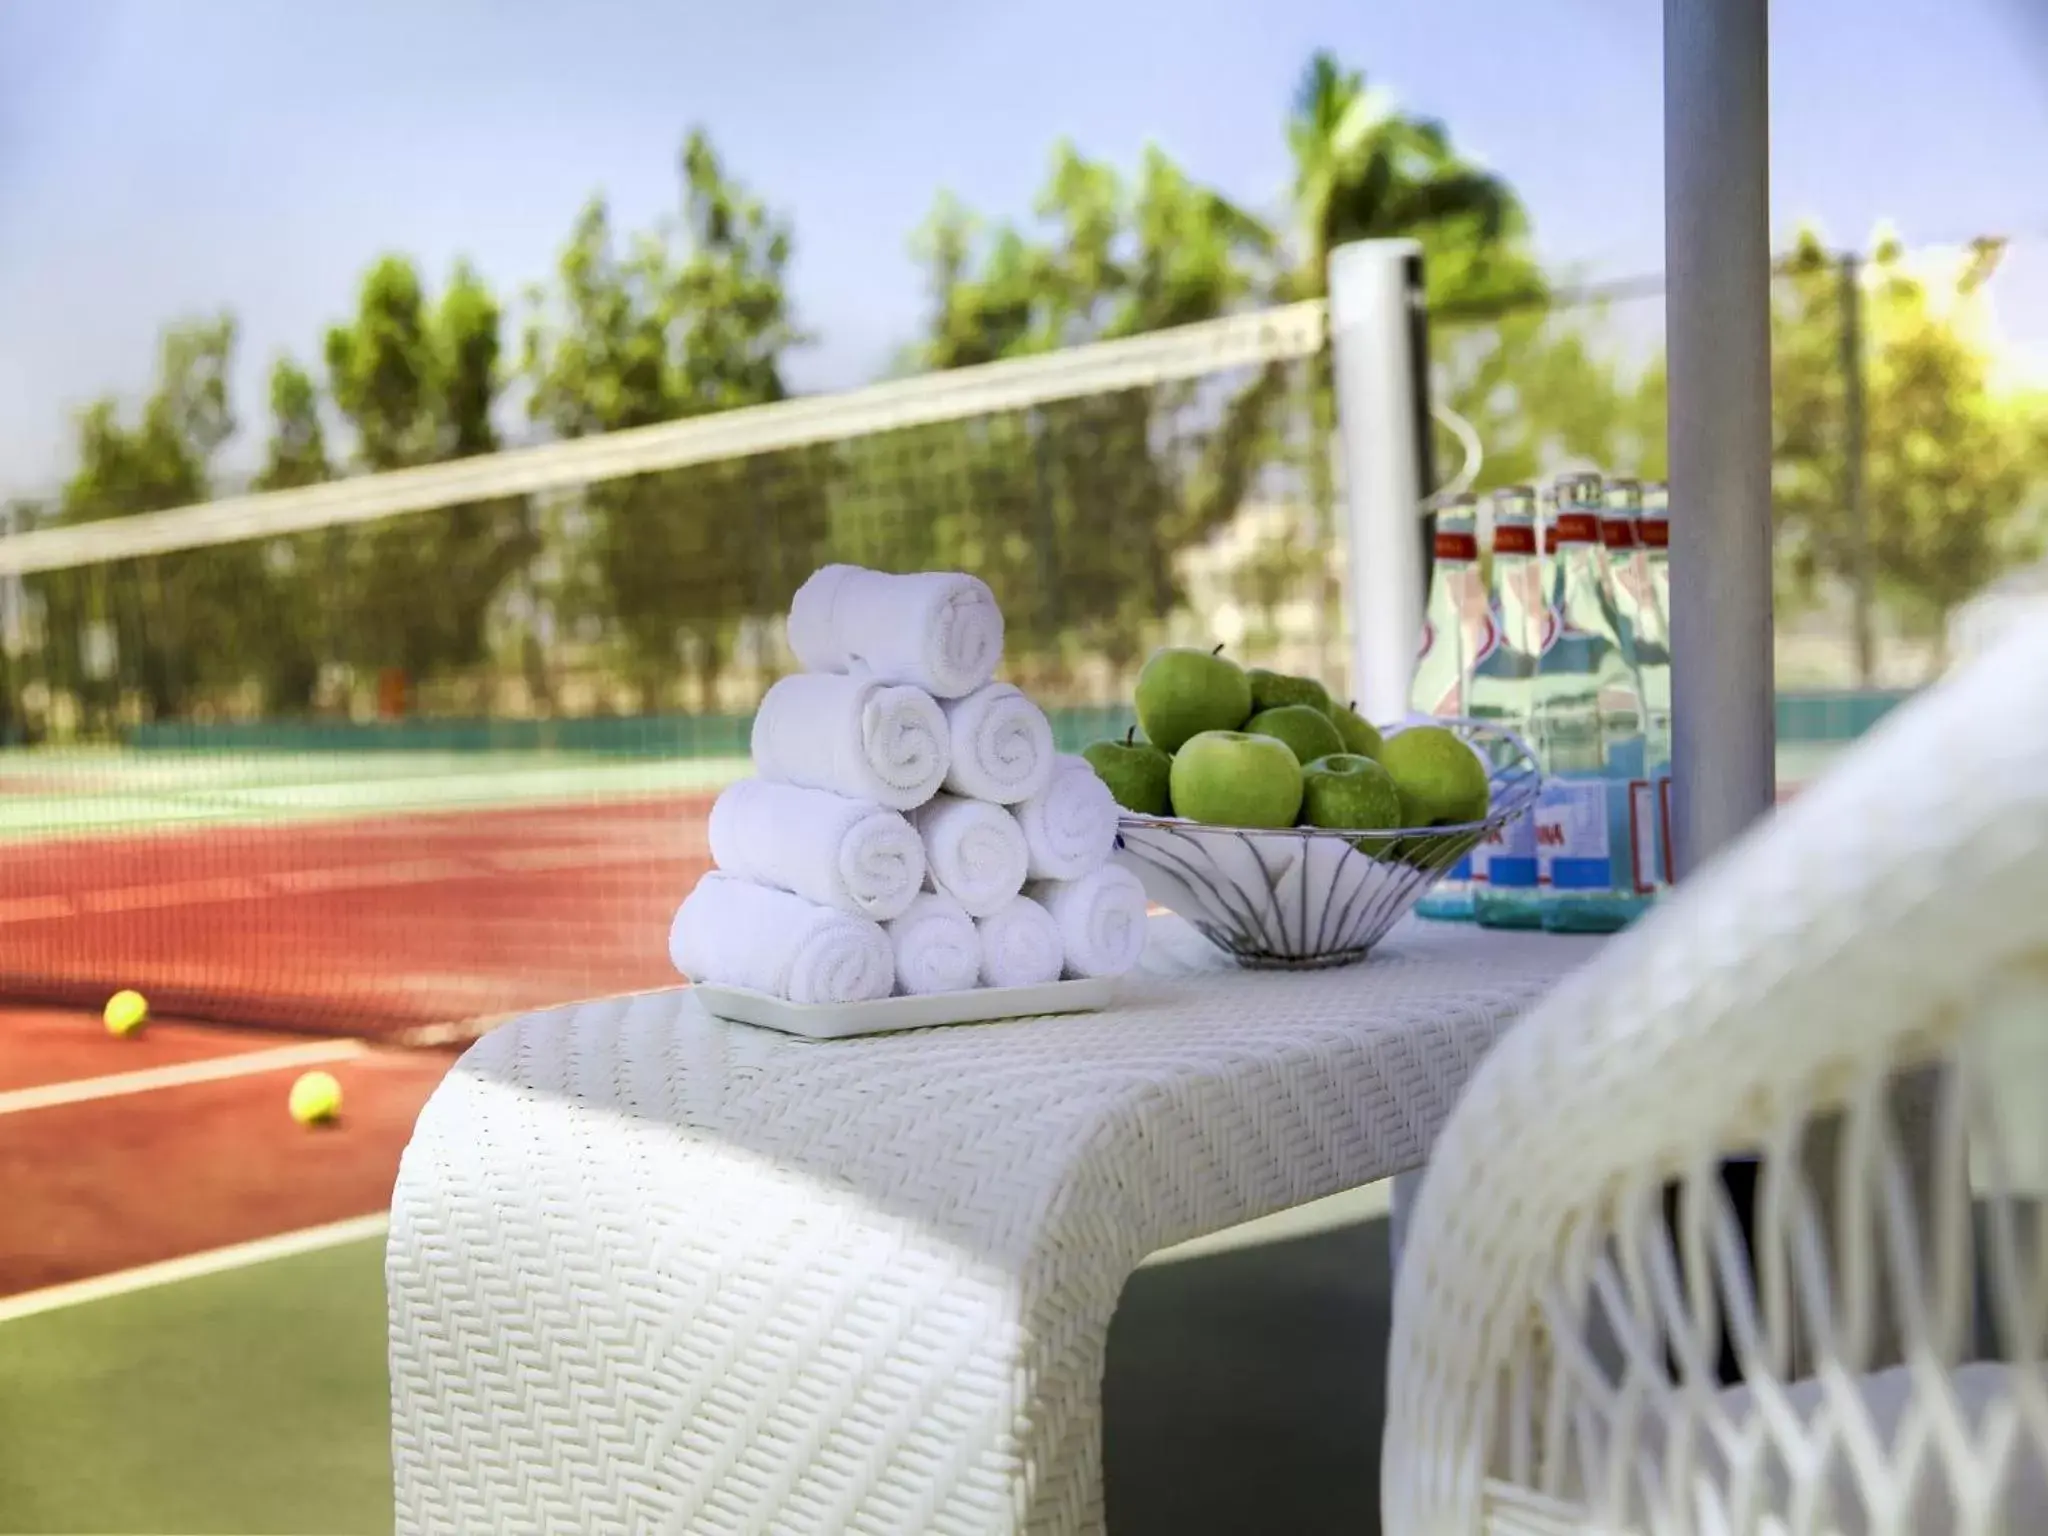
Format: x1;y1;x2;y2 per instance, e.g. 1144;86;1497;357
1282;51;1535;307
1267;54;1543;672
896;58;1552;679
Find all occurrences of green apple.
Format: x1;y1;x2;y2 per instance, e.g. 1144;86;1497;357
1327;699;1385;759
1134;645;1253;754
1300;754;1404;835
1169;730;1304;829
1378;724;1491;827
1081;728;1173;817
1246;668;1333;719
1244;703;1345;766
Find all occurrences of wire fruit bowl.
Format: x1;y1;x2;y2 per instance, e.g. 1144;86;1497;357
1112;720;1540;969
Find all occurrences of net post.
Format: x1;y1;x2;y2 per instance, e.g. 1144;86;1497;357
1328;239;1434;726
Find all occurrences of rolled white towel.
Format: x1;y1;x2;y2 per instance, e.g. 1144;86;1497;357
976;895;1064;989
786;564;1004;700
750;672;949;812
884;891;981;996
940;682;1055;805
707;778;925;922
910;793;1029;918
1028;863;1148;980
1015;754;1120;881
669;871;893;1005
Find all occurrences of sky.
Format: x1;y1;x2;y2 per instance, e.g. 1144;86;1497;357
1;0;2045;496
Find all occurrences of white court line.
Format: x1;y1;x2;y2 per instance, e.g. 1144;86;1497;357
485;842;698;872
78;875;269;913
265;857;477;893
0;1039;368;1117
0;1212;390;1325
0;894;75;922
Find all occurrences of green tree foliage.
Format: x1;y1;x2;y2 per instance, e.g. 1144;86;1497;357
1772;230;2044;660
1282;50;1527;308
1278;53;1666;509
39;50;2039;737
319;256;534;686
254;359;331;492
37;317;256;719
0;498;46;741
521;130;817;707
874;141;1286;676
245;357;335;708
1281;52;1566;659
893;51;1566;678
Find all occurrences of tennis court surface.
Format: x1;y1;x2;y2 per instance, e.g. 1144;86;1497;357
0;748;747;1042
0;1010;1405;1536
0;1004;450;1533
0;734;1861;1534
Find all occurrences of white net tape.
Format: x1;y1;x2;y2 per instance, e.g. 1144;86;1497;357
0;301;1327;576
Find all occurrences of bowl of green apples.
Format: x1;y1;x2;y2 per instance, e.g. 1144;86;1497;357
1084;647;1540;969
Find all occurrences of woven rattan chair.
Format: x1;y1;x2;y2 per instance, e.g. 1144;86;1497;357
1383;614;2048;1535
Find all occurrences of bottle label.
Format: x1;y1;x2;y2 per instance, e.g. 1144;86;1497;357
1434;530;1479;561
1492;524;1538;557
1536;777;1616;891
1639;518;1669;550
1473;807;1538;889
1545;512;1601;550
1470;610;1500;668
1538;608;1593;655
1615;550;1660;614
1538;774;1667;893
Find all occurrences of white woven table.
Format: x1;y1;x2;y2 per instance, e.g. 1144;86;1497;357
386;913;1597;1535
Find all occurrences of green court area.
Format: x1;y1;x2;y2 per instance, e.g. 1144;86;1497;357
0;686;1898;846
0;750;753;844
0;1236;397;1536
0;1193;1401;1535
1;734;1853;849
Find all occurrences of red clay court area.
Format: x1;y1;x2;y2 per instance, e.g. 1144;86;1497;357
0;791;716;1041
0;1008;456;1298
0;772;1822;1305
0;790;722;1300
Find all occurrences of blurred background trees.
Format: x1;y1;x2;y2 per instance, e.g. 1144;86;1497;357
520;129;819;709
9;48;2042;723
36;316;246;723
1772;231;2042;675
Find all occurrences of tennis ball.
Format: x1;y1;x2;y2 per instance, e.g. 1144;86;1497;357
288;1070;343;1126
103;989;149;1037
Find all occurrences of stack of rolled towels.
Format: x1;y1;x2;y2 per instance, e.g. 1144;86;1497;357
668;564;1148;1007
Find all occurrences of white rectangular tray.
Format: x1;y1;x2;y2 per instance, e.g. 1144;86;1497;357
691;976;1117;1040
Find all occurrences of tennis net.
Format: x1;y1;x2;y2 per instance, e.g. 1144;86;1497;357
0;303;1339;1042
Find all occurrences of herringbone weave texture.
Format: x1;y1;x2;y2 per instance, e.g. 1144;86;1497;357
387;914;1592;1534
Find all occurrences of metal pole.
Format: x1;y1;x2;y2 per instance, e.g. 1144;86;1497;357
1840;252;1874;687
1328;239;1432;726
1664;0;1777;876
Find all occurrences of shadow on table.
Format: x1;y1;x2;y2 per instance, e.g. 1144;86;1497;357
1105;1210;1390;1536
